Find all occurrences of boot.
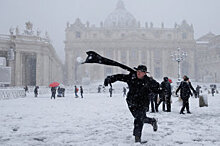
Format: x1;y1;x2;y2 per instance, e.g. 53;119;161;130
180;111;185;114
151;118;158;132
135;136;141;143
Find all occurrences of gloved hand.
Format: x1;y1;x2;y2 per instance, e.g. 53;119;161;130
194;92;197;97
104;76;111;86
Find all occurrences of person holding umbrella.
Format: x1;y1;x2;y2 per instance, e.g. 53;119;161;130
51;87;56;99
49;82;60;99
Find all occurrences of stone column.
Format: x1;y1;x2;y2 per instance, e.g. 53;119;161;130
8;60;15;86
36;53;43;85
150;50;154;76
15;51;22;86
114;49;118;73
43;54;49;85
126;49;129;67
67;52;73;85
146;49;150;71
138;49;141;64
161;49;166;77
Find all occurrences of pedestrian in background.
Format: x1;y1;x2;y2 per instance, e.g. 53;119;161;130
34;86;39;97
80;86;83;98
176;75;196;114
75;86;79;98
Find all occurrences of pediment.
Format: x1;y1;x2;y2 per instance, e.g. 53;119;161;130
69;18;86;31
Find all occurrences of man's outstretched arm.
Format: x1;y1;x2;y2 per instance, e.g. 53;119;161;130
104;74;129;86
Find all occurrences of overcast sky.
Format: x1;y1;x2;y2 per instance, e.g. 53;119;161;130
0;0;220;62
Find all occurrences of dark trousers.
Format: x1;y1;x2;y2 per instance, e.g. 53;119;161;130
127;101;154;137
150;95;157;112
157;99;165;111
81;93;83;98
51;92;56;99
166;95;171;112
180;98;190;113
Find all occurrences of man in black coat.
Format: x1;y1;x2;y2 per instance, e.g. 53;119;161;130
176;75;196;114
104;65;159;143
158;77;172;112
34;86;39;97
211;87;215;96
80;86;83;98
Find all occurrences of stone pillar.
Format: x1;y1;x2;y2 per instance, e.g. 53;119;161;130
138;49;141;64
43;54;49;85
36;54;43;85
161;50;166;77
126;49;129;67
66;52;73;85
15;51;22;86
115;49;119;73
8;60;15;86
49;57;52;84
150;50;154;76
146;49;151;71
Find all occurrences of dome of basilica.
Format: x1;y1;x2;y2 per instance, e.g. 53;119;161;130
104;0;137;28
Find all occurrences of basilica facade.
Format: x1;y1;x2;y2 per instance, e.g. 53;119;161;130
1;1;219;86
65;0;197;85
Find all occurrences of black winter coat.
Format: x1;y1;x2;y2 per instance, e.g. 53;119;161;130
161;80;172;97
34;87;38;94
51;87;56;93
176;81;196;100
106;72;160;108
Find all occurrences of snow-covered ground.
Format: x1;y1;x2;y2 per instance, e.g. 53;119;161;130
0;92;219;146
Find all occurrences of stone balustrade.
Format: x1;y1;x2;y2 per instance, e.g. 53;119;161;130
0;89;25;100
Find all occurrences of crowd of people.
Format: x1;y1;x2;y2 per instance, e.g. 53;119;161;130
103;64;211;143
23;67;217;143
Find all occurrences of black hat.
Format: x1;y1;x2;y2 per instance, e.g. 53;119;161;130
134;65;149;73
164;77;168;81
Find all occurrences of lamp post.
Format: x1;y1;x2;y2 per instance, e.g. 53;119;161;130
171;48;187;84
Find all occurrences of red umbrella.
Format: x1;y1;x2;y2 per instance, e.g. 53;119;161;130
49;82;60;87
168;79;172;83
